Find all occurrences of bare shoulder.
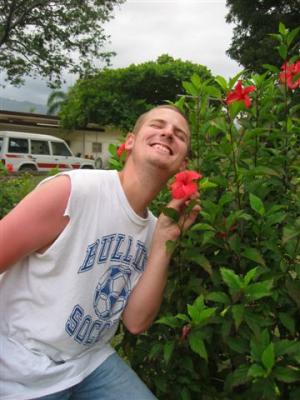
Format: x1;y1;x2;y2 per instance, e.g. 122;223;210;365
0;175;71;272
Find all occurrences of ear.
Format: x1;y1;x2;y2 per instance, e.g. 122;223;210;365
125;133;135;151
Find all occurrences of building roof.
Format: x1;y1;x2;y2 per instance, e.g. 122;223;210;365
0;110;104;132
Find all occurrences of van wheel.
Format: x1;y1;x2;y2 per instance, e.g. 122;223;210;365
19;165;37;172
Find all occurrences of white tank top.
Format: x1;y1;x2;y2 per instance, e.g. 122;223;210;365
0;169;157;400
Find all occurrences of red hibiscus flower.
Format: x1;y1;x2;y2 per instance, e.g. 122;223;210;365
279;61;300;90
117;143;126;157
226;80;256;108
171;170;202;199
6;163;13;172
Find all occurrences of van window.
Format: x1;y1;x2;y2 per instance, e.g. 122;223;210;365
8;138;29;153
0;137;3;152
51;142;72;156
31;139;50;155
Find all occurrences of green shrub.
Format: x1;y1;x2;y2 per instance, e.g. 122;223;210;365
0;165;37;219
0;166;58;219
117;24;300;399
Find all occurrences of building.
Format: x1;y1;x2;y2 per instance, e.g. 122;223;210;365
0;110;122;168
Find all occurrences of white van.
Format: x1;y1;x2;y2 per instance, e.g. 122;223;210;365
0;131;95;172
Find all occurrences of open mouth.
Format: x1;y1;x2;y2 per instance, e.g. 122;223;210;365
150;143;173;155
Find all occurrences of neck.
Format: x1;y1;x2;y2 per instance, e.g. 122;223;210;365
118;161;169;218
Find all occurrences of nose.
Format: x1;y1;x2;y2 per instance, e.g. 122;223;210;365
160;125;174;140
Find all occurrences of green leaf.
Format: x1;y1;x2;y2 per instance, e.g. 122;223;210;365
109;158;121;168
247;166;281;178
197;308;216;324
162;206;180;222
199;177;218;190
244;267;259;286
279;312;295;335
227;336;249;354
287;27;300;46
148;343;163;360
220;268;243;292
108;143;117;156
182;81;199;97
191;223;215;232
285;278;300;308
273;366;300;383
277;44;288;60
201;231;216;245
282;226;300;245
266;212;286;226
191;73;202;89
248;363;266;378
187;304;199;322
229;101;244;119
210;118;228;134
225;364;251;390
251;337;264;362
180;387;191;400
219;192;235;207
174;95;186;111
164;341;175;365
249;193;265;216
175;313;190;322
156;315;181;328
262;64;280;73
232;304;245;330
189;253;213;276
187;303;215;325
275;340;300;357
242;247;266;267
245;280;273;300
269;33;283;43
188;331;208;361
261;342;275;371
205;85;221;99
206;291;231;305
279;22;287;35
215;75;228;91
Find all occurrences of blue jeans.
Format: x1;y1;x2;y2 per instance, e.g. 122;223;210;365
35;353;157;400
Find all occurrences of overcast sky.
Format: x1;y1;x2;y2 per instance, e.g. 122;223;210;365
0;0;241;105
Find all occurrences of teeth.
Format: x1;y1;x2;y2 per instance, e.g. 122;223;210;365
152;144;171;155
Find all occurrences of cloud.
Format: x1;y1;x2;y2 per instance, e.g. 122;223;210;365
0;0;240;105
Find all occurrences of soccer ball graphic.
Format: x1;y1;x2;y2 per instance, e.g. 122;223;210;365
93;266;132;322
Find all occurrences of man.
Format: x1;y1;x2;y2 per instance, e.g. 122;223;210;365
0;105;200;399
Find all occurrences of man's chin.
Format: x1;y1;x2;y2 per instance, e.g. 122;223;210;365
147;158;179;176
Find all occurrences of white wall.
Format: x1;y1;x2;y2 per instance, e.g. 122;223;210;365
67;127;122;168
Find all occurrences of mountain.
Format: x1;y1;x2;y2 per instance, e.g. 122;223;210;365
0;96;47;114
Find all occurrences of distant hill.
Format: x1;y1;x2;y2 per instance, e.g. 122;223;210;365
0;96;47;114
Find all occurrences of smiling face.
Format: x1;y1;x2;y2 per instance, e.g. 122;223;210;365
125;106;190;176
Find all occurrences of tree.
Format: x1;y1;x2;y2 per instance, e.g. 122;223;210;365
47;90;67;115
225;0;300;72
0;0;125;86
59;55;212;131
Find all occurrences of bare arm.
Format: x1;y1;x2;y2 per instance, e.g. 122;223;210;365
122;195;200;334
0;175;70;273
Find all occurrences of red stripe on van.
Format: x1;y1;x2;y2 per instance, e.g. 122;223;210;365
37;163;70;169
71;164;80;169
6;154;21;158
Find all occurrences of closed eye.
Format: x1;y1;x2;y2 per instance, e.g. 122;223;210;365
175;130;188;142
150;123;163;129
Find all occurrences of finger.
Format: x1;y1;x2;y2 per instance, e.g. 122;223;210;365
167;197;189;211
180;204;201;230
